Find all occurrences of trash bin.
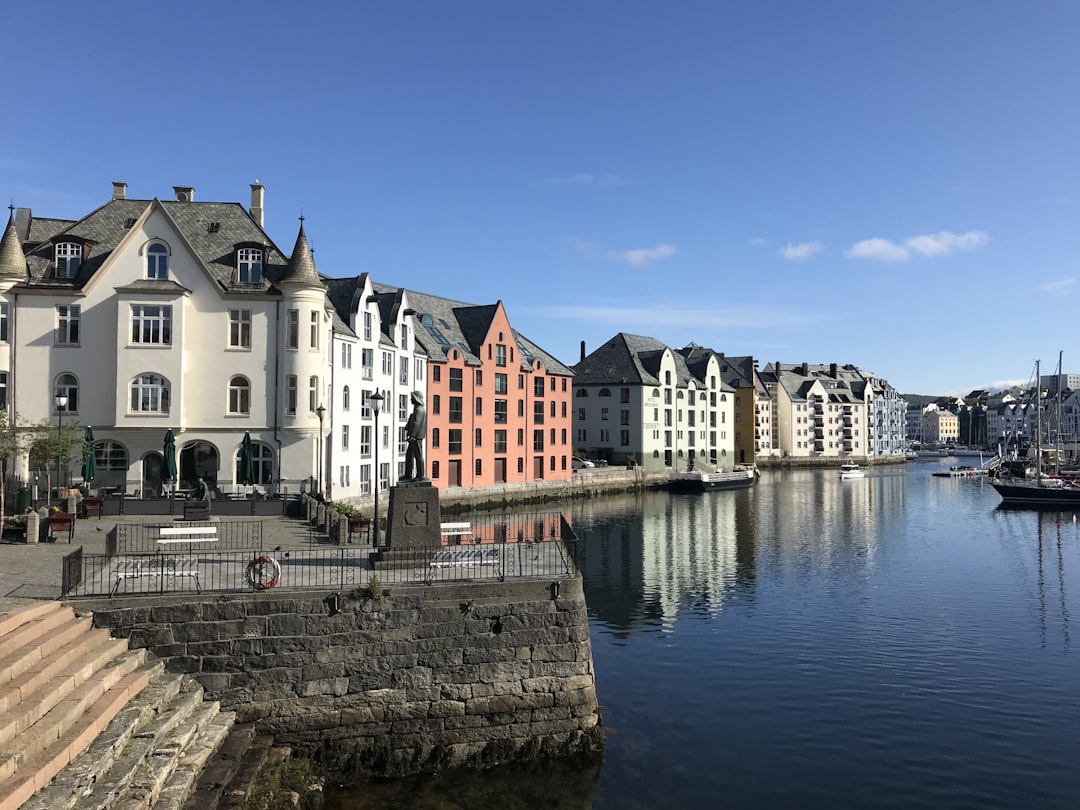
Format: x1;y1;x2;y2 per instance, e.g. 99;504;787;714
15;487;30;512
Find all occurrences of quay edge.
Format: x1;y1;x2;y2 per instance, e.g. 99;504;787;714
84;575;605;783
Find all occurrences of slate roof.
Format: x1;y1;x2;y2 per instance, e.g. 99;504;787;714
323;281;570;374
0;211;27;280
573;333;667;386
17;198;293;294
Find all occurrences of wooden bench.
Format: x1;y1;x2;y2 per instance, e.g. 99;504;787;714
46;512;76;543
430;548;499;568
156;525;218;547
110;556;201;597
440;522;474;544
80;496;104;519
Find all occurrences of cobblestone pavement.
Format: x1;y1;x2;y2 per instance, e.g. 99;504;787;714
0;514;347;612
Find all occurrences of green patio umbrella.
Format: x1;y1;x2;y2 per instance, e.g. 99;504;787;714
239;432;255;486
163;430;178;484
81;426;96;483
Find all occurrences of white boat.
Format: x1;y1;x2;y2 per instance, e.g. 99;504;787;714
840;463;865;480
670;465;757;491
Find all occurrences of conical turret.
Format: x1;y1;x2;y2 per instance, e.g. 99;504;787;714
0;208;27;282
277;220;325;289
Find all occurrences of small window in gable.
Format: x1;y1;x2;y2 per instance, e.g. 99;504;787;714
146;242;169;279
55;242;82;278
237;247;263;284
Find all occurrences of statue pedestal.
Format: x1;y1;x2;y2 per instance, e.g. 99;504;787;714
382;481;441;548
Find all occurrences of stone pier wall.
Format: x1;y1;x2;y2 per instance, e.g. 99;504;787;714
85;576;603;780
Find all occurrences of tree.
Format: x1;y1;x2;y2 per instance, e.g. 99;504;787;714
26;417;85;508
0;411;27;518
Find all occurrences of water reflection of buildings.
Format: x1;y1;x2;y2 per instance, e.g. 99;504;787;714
752;467;906;575
573;490;758;632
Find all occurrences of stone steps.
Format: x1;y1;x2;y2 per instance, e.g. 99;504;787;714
182;726;276;810
0;602;240;810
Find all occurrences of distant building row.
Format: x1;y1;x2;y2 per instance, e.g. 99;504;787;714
572;334;907;472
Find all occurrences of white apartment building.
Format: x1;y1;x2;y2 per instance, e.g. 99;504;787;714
0;182;424;503
572;334;736;473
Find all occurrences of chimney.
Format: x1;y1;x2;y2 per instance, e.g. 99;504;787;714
250;182;265;228
830;362;838;377
801;362;809;376
173;186;195;202
112;181;127;200
580;341;586;363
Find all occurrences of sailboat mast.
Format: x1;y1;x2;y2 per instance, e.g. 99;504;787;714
1036;359;1042;485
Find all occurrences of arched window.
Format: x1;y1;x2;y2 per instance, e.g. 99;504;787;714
236;441;273;484
130;373;170;413
653;388;661;398
343;385;351;411
598;388;612;397
146;242;169;279
55;373;79;413
576;389;589;398
229;376;251;414
237;248;262;284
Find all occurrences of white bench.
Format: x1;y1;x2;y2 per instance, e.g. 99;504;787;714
110;557;202;597
440;522;473;544
430;548;499;568
156;525;218;546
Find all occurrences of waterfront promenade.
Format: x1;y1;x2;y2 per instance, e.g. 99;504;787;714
0;514;327;611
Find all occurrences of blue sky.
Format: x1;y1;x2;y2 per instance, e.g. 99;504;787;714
4;1;1079;396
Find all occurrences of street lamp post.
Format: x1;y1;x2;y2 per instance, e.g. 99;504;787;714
316;404;326;498
370;390;385;548
54;390;68;502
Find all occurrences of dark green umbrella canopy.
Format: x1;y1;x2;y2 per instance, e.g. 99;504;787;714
81;426;96;482
239;432;255;486
163;430;178;483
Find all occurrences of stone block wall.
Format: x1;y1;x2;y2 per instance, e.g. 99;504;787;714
86;576;603;780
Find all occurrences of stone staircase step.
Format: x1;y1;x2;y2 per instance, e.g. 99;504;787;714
0;602;67;639
0;604;86;687
19;661;170;810
211;734;277;810
0;645;146;760
0;658;152;810
152;711;237;810
0;629;124;718
180;723;258;810
103;700;224;810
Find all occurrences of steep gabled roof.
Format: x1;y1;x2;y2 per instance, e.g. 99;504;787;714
19;197;292;294
573;333;667;386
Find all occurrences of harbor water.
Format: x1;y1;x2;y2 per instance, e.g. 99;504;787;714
326;460;1080;809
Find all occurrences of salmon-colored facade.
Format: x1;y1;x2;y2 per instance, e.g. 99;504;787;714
422;301;573;489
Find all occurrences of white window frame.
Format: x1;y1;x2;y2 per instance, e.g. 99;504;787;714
56;305;80;345
229;309;252;349
146;242;169;280
237;247;262;284
131;305;172;345
228;376;251;415
130;373;170;413
55;242;81;278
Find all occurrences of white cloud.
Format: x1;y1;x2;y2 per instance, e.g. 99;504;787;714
542;173;632;187
904;230;989;257
613;243;677;267
845;238;909;262
779;241;823;261
846;229;990;262
1038;278;1075;296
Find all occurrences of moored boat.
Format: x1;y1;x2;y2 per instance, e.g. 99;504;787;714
840;463;865;480
670;465;757;491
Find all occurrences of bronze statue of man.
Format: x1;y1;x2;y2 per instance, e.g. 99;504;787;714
403;391;428;482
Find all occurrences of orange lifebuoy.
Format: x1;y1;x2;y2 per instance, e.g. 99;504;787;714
247;555;280;590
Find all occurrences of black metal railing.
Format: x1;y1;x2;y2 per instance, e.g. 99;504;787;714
65;548;366;598
109;521;264;554
62;511;579;600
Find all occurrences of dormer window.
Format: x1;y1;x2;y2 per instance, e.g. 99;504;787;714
237;247;262;284
146;242;169;279
55;243;82;278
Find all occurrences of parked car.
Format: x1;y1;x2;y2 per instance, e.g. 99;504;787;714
572;457;595;469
